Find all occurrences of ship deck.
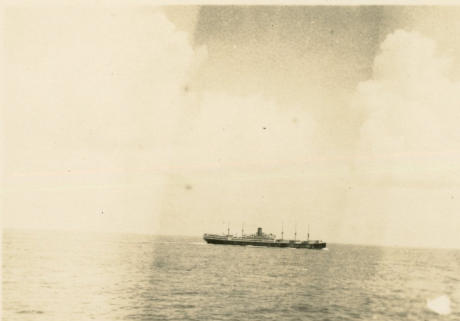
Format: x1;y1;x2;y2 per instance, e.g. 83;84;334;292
203;234;326;249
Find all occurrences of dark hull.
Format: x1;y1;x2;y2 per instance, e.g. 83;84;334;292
204;237;326;249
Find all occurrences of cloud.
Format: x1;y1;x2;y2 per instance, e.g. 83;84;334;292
3;8;206;233
4;7;320;235
5;8;207;173
343;30;460;248
353;30;460;183
172;92;318;172
157;91;322;236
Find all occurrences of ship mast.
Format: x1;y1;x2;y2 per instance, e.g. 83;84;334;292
227;222;230;236
281;222;284;240
307;224;310;241
294;224;297;241
241;223;244;237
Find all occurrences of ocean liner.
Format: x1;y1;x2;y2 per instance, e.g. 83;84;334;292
203;227;326;249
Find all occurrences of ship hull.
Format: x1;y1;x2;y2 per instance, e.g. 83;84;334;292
203;236;326;249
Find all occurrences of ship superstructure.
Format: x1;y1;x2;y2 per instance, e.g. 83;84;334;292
203;227;326;249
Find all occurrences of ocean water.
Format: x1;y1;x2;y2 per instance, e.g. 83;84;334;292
2;229;460;321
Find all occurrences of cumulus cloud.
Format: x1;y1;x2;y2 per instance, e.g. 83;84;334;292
3;8;207;232
5;8;207;173
353;30;460;183
343;30;460;248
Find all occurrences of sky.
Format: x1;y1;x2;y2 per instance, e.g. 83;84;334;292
3;5;460;248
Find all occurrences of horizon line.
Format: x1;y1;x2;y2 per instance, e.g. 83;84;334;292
3;226;459;251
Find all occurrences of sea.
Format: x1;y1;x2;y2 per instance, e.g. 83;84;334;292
2;229;460;321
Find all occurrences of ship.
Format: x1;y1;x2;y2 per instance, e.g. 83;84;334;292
203;227;326;249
